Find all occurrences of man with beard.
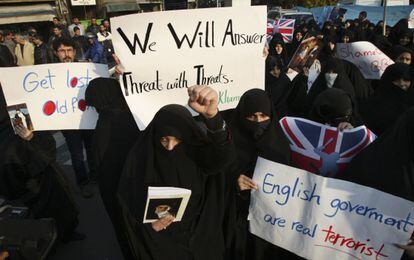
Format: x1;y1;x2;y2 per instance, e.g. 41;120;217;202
52;38;95;198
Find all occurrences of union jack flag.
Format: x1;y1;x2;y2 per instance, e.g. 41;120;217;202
275;19;295;43
267;19;276;43
279;117;376;177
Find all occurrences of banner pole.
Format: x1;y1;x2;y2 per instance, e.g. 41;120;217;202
383;0;387;36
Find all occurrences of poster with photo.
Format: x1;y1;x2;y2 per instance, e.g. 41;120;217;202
6;103;34;133
288;34;323;74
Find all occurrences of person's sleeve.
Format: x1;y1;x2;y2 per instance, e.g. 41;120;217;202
197;112;236;175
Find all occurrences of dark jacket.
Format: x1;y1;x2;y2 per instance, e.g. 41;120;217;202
34;43;52;65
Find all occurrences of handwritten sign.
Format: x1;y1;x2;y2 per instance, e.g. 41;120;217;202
249;158;414;260
111;7;267;129
336;42;394;80
0;63;109;130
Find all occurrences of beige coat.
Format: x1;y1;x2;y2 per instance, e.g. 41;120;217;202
15;42;34;66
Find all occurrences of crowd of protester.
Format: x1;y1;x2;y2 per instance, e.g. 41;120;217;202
0;16;115;68
1;10;414;260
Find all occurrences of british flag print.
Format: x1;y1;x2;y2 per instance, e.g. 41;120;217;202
279;117;376;177
275;19;295;43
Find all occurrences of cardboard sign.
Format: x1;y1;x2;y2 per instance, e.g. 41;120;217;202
249;158;414;260
0;63;109;130
111;7;267;129
336;42;394;80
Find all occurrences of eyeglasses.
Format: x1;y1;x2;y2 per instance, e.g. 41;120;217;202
57;48;74;54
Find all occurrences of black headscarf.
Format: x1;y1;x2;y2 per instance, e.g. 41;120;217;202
391;45;413;64
309;88;357;127
265;56;292;115
118;104;234;260
340;107;414;201
389;19;409;45
360;63;414;135
318;35;337;63
307;58;356;110
229;89;290;175
268;33;289;71
288;29;304;57
85;77;139;169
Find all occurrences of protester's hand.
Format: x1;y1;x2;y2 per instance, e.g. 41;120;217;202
113;54;124;76
187;85;218;119
337;122;353;131
15;124;33;141
396;240;414;258
238;174;258;191
151;215;175;232
263;44;269;58
0;251;9;260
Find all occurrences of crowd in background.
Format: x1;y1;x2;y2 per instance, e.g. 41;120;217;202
0;16;115;68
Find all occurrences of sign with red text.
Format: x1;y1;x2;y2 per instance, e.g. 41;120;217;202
249;158;414;260
111;7;266;129
336;42;394;80
0;63;109;130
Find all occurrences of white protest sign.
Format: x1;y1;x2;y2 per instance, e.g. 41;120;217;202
0;63;109;130
336;42;394;80
249;158;414;260
71;0;96;6
111;7;266;129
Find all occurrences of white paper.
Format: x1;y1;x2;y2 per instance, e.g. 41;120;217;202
249;158;414;260
111;7;267;129
336;41;394;80
0;63;109;130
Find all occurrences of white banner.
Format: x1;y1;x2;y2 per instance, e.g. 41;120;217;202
71;0;96;6
111;7;267;129
0;63;109;130
249;157;414;260
336;41;394;80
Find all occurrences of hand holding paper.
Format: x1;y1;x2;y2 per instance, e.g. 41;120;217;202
187;85;218;119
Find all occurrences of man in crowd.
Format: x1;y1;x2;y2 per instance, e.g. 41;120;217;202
86;18;100;35
48;26;68;62
52;38;95;198
102;19;111;33
0;30;15;67
14;33;34;66
33;35;52;64
84;33;107;64
52;16;70;38
72;26;88;61
68;17;85;38
2;30;16;62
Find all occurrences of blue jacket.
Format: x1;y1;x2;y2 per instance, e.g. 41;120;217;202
85;39;107;64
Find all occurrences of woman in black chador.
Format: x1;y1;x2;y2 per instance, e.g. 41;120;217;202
85;77;141;260
117;85;235;260
360;63;414;136
223;89;295;260
0;88;79;242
